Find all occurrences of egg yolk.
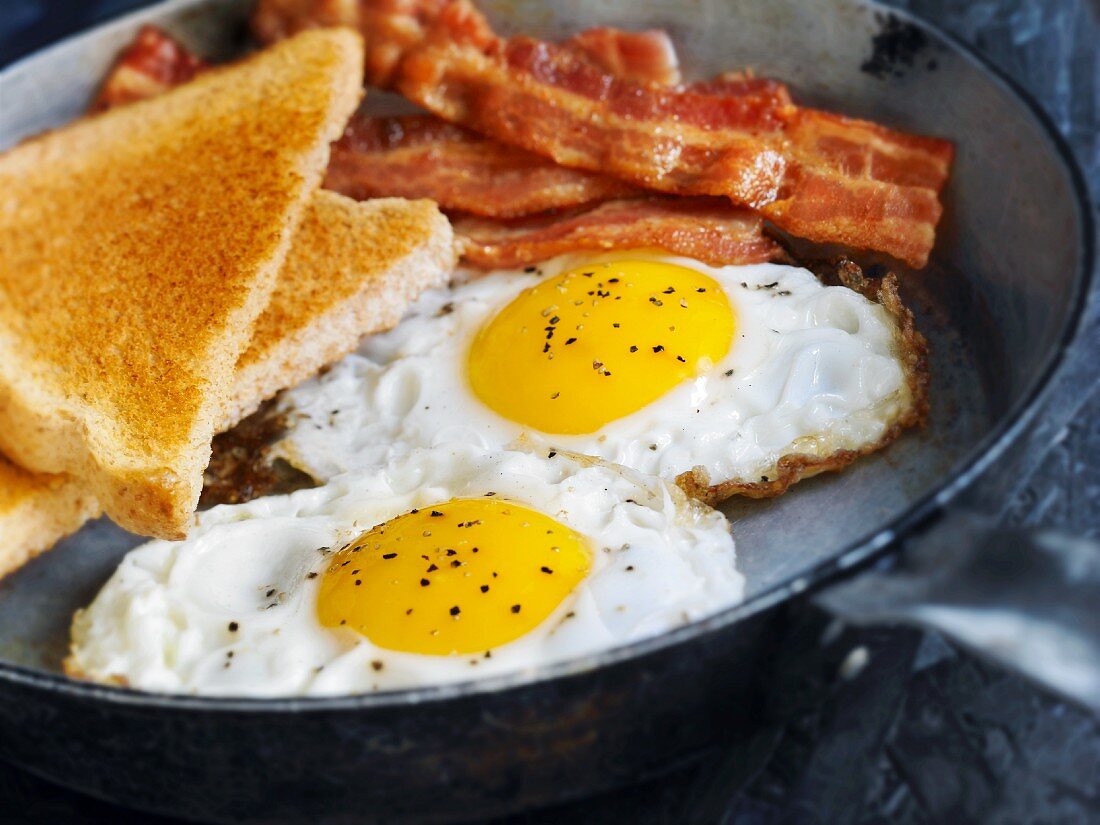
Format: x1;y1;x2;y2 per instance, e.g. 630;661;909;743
468;260;735;435
316;498;590;655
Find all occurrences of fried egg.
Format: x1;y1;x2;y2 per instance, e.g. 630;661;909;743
68;445;742;696
273;253;919;495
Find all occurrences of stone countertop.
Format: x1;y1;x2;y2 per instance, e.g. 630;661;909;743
0;0;1097;822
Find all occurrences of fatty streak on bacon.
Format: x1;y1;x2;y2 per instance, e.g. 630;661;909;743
455;197;784;269
318;0;952;267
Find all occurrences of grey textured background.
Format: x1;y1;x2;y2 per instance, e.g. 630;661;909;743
0;0;1097;822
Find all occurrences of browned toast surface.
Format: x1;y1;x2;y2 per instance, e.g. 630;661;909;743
226;190;456;425
0;28;364;538
0;457;98;579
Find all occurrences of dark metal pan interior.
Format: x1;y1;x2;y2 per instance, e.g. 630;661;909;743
0;0;1091;703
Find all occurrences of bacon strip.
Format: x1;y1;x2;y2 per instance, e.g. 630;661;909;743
308;0;951;267
90;25;206;112
326;113;638;217
455;197;784;269
252;1;681;86
323;24;687;216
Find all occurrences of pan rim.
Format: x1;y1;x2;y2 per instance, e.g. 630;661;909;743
0;0;1093;712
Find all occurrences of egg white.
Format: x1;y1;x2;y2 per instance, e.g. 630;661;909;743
273;253;913;490
68;445;742;696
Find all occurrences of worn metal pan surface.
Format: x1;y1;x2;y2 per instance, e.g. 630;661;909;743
0;0;1092;821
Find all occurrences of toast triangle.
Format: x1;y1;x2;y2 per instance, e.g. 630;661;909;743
0;29;364;538
0;191;454;575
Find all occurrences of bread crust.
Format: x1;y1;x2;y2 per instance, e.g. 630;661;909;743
0;29;364;538
0;458;99;579
222;192;456;427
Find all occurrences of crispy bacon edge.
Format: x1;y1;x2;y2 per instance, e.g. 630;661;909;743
300;0;952;268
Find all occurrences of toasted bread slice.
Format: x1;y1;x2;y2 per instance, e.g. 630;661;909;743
0;458;98;579
0;191;455;575
0;29;364;539
223;190;455;427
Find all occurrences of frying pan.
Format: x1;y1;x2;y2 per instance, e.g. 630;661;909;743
0;0;1094;821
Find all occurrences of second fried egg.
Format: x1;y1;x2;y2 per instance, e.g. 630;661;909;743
68;446;741;696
